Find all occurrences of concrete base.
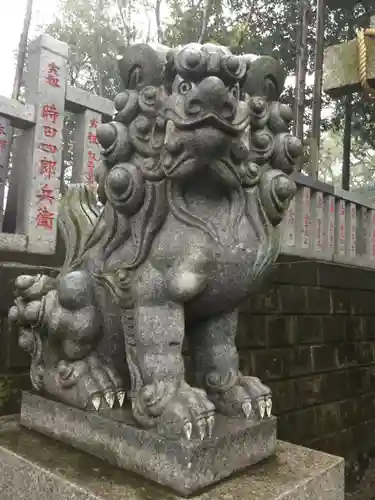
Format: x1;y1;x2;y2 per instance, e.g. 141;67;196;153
0;415;344;500
19;392;277;495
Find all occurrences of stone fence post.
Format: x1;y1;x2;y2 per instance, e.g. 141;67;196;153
15;35;69;254
72;109;102;185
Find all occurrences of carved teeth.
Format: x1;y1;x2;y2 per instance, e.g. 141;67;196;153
184;421;192;441
258;398;266;419
266;397;272;418
117;390;126;407
104;392;115;409
165;120;175;142
92;395;101;411
242;400;252;419
207;416;215;439
197;420;206;441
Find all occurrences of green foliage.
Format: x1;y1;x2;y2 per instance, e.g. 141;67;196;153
39;0;375;188
319;127;375;190
42;0;149;184
45;0;126;99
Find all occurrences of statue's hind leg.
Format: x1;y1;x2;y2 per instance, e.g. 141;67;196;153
189;310;272;420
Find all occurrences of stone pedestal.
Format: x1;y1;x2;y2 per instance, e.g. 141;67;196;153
0;415;344;500
19;392;277;495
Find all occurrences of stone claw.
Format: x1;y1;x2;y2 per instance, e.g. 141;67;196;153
265;397;272;417
184;421;192;441
197;419;206;440
116;390;126;407
8;305;19;323
104;391;115;409
91;394;102;411
207;415;215;439
242;399;252;419
258;398;266;419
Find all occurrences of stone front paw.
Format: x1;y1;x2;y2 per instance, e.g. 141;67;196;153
133;380;216;441
8;274;57;389
208;374;272;421
56;354;126;411
9;271;101;351
9;274;56;328
8;270;121;409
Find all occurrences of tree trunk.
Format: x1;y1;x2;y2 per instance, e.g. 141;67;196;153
3;0;34;233
12;0;34;100
309;0;325;178
294;0;309;147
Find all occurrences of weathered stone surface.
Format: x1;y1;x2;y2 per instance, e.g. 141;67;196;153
9;41;303;491
0;262;57;315
20;392;276;495
10;42;302;438
14;34;68;255
323;16;375;97
0;415;344;500
72;109;102;185
0;98;35;130
65;85;114;117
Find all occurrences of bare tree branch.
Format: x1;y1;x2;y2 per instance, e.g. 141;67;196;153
197;0;210;43
145;15;152;43
236;0;257;49
155;0;163;42
116;0;131;42
88;67;100;95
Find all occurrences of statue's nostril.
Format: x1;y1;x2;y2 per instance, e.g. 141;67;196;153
185;98;202;116
221;101;236;120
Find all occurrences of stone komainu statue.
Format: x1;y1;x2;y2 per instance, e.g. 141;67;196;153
9;43;301;440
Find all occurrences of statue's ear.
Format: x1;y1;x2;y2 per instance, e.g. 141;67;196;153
242;55;286;101
118;43;171;91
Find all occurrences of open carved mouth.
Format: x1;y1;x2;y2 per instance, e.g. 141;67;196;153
167;112;250;136
164;150;241;185
164;151;193;177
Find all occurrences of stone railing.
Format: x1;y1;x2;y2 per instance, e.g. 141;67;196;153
281;173;375;268
1;33;375;269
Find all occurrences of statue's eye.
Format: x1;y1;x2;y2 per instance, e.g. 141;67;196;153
178;81;193;94
230;84;240;100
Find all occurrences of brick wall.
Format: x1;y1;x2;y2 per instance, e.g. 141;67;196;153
237;256;375;464
3;256;375;469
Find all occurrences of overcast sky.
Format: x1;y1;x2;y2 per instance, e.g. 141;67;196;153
0;0;309;99
0;0;58;97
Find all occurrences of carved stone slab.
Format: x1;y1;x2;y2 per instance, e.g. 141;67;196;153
20;391;276;496
0;414;344;500
323;16;375;98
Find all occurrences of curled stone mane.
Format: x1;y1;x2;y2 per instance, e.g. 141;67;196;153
87;42;296;275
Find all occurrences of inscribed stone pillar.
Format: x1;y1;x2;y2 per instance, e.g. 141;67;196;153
15;35;68;254
72;109;102;185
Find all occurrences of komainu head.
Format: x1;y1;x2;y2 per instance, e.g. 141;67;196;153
89;41;301;274
95;41;301;199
